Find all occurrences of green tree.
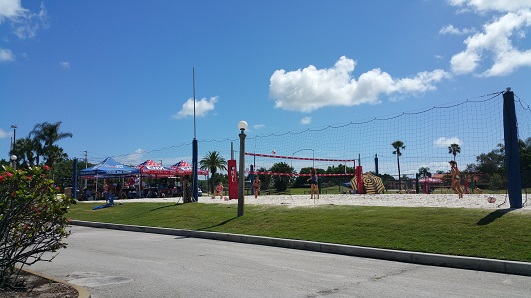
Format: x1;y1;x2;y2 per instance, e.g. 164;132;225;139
29;121;73;168
50;158;91;192
256;167;271;191
10;137;38;168
199;151;227;195
0;165;74;289
448;143;461;161
269;162;295;192
418;167;431;178
519;138;531;188
293;167;311;188
392;140;406;192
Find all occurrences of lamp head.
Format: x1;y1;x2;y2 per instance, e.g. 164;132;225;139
238;120;248;131
10;155;17;161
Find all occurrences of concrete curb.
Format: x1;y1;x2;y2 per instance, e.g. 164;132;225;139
70;220;531;277
23;267;91;298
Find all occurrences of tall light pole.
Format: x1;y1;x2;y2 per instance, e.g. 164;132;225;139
237;120;248;217
192;68;199;202
10;125;17;151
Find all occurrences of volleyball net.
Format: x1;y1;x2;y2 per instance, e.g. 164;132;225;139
104;90;531;190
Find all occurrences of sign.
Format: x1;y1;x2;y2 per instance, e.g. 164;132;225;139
228;160;238;200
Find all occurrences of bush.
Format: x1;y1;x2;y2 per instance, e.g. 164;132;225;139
0;165;74;289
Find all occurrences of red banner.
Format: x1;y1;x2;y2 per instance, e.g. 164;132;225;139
356;166;363;194
245;152;355;162
251;171;354;177
228;160;238;200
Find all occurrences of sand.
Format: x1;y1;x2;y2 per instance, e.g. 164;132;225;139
102;193;531;211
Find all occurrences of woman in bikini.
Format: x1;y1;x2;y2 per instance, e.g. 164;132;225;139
449;161;463;199
214;181;224;200
253;176;261;198
307;167;319;200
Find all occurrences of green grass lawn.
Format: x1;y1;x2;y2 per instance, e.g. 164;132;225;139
67;202;531;262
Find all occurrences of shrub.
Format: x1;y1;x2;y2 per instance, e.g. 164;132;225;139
0;165;74;289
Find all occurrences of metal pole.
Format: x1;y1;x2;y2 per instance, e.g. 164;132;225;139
11;125;17;149
72;158;78;200
192;67;199;202
238;128;246;216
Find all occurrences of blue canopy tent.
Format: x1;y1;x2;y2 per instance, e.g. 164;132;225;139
79;157;140;200
80;157;140;177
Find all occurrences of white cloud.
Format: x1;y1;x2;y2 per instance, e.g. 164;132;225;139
0;48;14;62
269;56;450;113
0;0;26;22
117;149;145;166
439;24;476;35
449;0;531;12
0;1;49;39
300;117;312;125
253;124;265;130
434;137;462;147
448;4;531;76
60;61;70;69
173;96;218;119
0;128;8;138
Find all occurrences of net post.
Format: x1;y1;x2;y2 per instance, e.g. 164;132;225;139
503;88;522;208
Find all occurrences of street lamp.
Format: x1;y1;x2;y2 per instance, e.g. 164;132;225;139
10;155;17;170
10;125;17;151
237;120;248;217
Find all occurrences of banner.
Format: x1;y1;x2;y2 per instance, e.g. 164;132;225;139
228;160;238;200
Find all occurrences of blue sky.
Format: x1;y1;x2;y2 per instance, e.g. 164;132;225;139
2;0;531;171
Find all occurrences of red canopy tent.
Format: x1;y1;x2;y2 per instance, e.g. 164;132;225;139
171;160;208;176
136;160;176;178
418;177;443;184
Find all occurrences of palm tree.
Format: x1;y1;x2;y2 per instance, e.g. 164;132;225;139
30;121;73;168
10;137;38;168
448;143;461;161
418;167;431;178
392;140;406;192
200;151;227;195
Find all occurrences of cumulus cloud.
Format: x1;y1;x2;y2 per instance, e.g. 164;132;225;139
0;0;49;39
449;0;531;12
0;0;26;22
434;137;462;147
173;96;218;119
269;56;450;112
448;2;531;76
0;48;14;62
60;61;70;69
300;117;312;125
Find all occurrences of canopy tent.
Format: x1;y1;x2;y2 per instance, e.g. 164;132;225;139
171;160;208;176
79;157;140;177
136;160;176;178
418;177;443;184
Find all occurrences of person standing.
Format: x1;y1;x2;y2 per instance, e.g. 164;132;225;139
307;167;319;200
449;161;463;199
253;176;261;198
214;181;224;200
182;175;190;203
